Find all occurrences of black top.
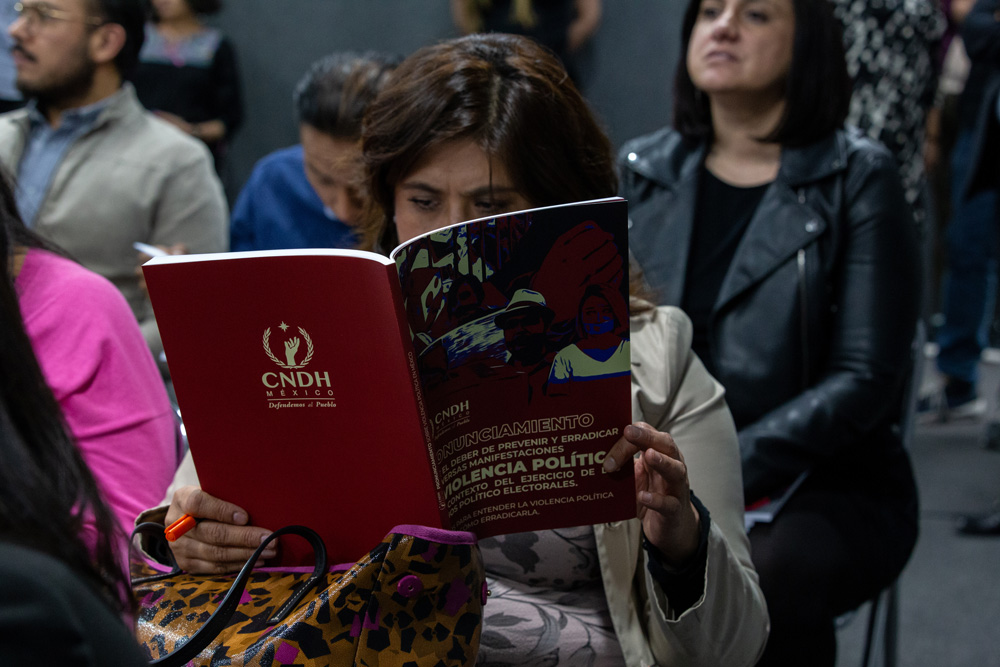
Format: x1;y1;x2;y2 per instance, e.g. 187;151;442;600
132;24;243;165
0;541;147;666
479;0;575;61
681;167;769;376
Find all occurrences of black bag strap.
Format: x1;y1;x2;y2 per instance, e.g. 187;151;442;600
131;522;182;584
131;524;328;667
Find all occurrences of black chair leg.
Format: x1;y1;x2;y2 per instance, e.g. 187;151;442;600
883;583;898;667
860;582;899;667
861;590;882;667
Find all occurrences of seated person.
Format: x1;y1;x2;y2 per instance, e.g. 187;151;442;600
230;52;399;251
0;185;146;664
145;34;768;666
622;0;921;664
2;172;178;538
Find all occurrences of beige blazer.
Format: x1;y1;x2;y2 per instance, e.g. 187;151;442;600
596;304;768;666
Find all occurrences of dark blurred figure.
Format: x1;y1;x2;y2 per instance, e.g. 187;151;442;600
924;0;975;318
923;0;1000;420
956;0;1000;536
133;0;243;172
450;0;601;85
831;0;945;229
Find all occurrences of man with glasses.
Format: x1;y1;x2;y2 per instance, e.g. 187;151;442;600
0;0;227;366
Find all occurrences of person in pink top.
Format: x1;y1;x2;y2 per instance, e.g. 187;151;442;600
1;182;146;665
3;172;178;538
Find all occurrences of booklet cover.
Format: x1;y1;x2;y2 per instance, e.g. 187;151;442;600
144;197;634;564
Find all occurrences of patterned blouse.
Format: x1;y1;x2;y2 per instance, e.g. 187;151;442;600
477;527;626;666
832;0;945;223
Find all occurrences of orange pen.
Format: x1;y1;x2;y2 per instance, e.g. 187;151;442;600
164;513;197;542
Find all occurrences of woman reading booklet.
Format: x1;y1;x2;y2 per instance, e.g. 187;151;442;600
140;34;768;667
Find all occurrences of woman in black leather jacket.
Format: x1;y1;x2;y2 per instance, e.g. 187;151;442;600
621;0;921;664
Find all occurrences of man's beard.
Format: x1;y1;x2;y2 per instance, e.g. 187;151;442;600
16;50;98;109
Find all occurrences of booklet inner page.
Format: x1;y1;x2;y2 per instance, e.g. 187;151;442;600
391;199;636;536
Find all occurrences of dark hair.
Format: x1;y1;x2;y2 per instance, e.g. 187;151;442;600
89;0;147;78
294;52;401;138
185;0;221;15
576;283;629;339
673;0;852;147
360;33;617;251
149;0;222;18
0;170;131;615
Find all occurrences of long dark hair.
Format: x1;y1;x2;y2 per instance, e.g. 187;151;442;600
90;0;147;78
0;171;131;614
673;0;852;147
360;33;617;252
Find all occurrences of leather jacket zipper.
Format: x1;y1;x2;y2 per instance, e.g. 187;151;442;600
797;249;809;390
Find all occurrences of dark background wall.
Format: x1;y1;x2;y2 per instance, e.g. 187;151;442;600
213;1;686;199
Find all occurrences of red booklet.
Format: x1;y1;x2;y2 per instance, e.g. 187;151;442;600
144;197;635;564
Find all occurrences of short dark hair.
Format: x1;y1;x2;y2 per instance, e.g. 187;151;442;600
294;52;401;139
360;33;617;251
149;0;222;17
673;0;852;147
89;0;147;78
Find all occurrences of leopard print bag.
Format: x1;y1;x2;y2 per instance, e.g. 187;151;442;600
131;524;486;666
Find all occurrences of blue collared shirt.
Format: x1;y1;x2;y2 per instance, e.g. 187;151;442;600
16;97;110;227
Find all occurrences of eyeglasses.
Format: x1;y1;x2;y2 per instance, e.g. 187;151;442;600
13;2;104;32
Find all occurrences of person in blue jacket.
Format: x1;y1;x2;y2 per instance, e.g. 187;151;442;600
229;52;399;252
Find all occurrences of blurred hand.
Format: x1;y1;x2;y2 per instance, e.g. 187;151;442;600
165;486;275;574
153;110;194;134
604;422;700;567
923;137;940;173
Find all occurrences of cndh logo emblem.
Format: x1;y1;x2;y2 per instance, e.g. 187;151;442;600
263;322;315;369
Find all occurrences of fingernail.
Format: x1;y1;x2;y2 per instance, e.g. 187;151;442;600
639;491;652;505
603;455;617;473
233;511;248;525
259;533;271;544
